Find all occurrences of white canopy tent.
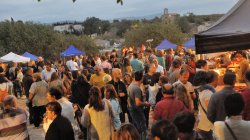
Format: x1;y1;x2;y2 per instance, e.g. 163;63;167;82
0;52;30;63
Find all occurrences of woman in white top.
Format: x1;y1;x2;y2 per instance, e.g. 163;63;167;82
214;93;250;140
82;86;114;140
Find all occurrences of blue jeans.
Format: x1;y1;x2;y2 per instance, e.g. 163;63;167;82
129;107;147;139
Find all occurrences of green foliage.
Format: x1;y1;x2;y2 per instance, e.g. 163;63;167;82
83;17;110;35
0;21;97;59
124;22;186;48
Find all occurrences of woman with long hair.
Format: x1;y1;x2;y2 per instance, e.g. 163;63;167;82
48;72;63;89
104;84;122;131
62;71;72;97
122;58;132;76
71;74;91;108
174;83;193;111
82;86;114;140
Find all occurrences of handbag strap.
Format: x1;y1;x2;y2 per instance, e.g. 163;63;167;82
194;89;207;114
225;122;238;140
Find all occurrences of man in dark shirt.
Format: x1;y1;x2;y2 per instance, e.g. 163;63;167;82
128;71;150;139
108;68;129;122
22;68;34;98
207;71;236;123
22;67;34;123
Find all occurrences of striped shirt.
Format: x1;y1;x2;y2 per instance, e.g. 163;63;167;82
0;108;29;140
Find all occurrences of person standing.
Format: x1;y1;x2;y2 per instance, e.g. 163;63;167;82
45;102;75;140
29;73;48;128
207;71;236;123
89;65;106;89
241;70;250;120
108;68;129;123
42;62;56;82
104;84;122;131
81;86;114;140
214;94;250;140
154;84;187;122
127;71;150;139
0;95;29;140
22;67;34;123
130;53;144;72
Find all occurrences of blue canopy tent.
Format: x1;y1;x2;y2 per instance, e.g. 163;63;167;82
184;37;195;49
22;52;38;61
60;45;85;57
156;39;177;50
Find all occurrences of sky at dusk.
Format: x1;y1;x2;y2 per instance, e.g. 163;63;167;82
0;0;238;23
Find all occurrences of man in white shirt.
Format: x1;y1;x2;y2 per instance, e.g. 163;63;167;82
173;68;194;109
42;63;56;82
69;58;78;71
153;58;164;75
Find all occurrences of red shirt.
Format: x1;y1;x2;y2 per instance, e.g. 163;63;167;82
154;96;187;121
241;88;250;120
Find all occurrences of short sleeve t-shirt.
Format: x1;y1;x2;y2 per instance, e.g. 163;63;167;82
127;83;143;110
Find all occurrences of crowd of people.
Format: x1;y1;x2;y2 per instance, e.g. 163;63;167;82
0;48;250;140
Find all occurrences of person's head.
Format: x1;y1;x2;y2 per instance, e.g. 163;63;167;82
151;120;178;140
225;93;244;117
173;112;196;134
0;74;8;84
63;71;73;80
124;73;133;84
149;63;157;74
187;55;195;64
72;70;79;80
245;70;250;84
206;70;219;88
193;71;208;86
32;72;42;82
45;62;52;71
196;60;208;71
134;71;143;82
3;95;18;110
166;48;173;55
138;51;144;59
94;65;103;76
112;68;122;80
174;83;188;98
158;50;164;57
46;101;62;120
235;51;246;62
101;55;107;62
103;74;112;84
172;59;181;69
89;86;104;111
116;123;140;140
153;59;159;67
133;53;138;59
123;58;131;67
162;84;174;95
47;87;63;102
50;72;59;82
104;84;118;100
26;67;34;75
38;56;43;62
223;71;236;86
158;76;168;86
179;69;190;84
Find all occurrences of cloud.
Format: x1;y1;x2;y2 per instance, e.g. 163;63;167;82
0;0;238;23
